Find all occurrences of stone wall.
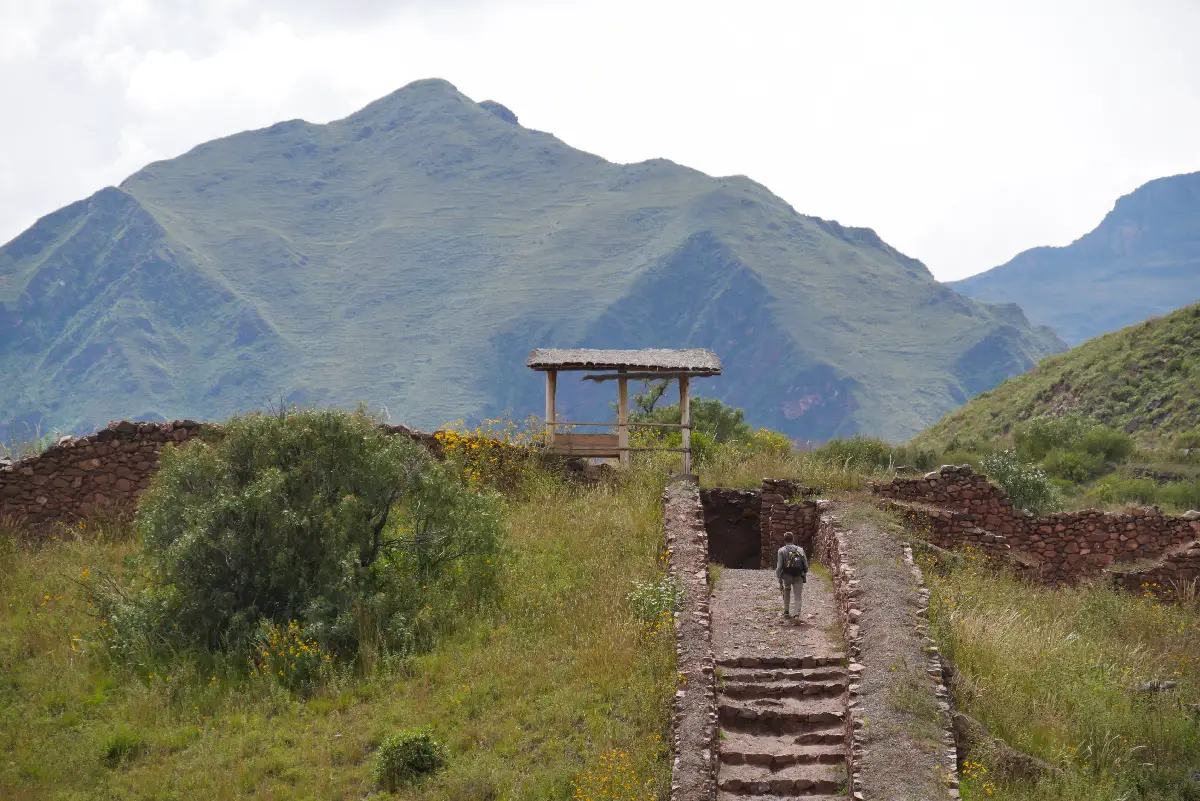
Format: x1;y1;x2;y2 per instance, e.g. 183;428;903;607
1111;540;1200;600
873;464;1015;522
875;465;1200;598
758;478;819;567
810;505;866;797
1;420;439;536
0;420;208;530
700;488;760;569
663;481;719;801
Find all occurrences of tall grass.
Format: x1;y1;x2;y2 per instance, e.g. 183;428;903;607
0;465;674;799
926;554;1200;800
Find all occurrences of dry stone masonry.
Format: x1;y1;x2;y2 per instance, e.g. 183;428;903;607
701;488;762;570
664;481;720;801
0;420;207;529
873;466;1200;601
759;479;819;566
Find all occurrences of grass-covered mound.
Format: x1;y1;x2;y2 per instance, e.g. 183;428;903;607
916;302;1200;451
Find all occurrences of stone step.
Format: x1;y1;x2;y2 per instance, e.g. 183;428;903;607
717;654;845;670
720;667;847;684
718;794;846;801
721;679;847;699
719;744;845;768
718;697;845;732
717;762;846;796
720;729;846;757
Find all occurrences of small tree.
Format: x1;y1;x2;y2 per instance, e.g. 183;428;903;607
98;407;503;660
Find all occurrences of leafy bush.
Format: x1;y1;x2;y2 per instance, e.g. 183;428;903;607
97;407;504;661
1014;415;1132;468
1042;447;1105;482
811;436;896;470
625;386;789;467
1013;416;1092;461
1088;476;1200;512
980;451;1061;514
373;726;447;790
747;427;792;456
1077;426;1134;462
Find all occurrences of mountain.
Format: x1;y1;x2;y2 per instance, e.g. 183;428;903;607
951;172;1200;346
912;301;1200;450
0;78;1064;444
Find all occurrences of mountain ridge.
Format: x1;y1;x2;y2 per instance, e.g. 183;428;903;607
1;78;1064;443
951;171;1200;345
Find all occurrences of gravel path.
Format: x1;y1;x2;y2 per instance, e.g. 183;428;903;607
840;518;953;801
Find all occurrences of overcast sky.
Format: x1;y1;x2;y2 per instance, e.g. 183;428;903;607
3;0;1198;281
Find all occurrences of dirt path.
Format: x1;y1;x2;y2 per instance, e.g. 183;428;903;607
839;517;954;801
710;567;849;799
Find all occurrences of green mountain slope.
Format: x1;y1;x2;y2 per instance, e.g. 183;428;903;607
0;79;1064;443
913;302;1200;449
951;172;1200;346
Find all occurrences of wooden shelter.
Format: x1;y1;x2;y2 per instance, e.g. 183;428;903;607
526;348;723;474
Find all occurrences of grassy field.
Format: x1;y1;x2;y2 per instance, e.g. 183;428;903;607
925;551;1200;801
0;467;674;800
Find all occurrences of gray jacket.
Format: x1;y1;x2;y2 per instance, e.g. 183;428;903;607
776;543;808;584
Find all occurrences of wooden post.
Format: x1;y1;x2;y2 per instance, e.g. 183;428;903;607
617;368;630;467
679;375;691;475
545;370;557;446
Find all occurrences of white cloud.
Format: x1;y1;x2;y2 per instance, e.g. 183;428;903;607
1;0;1198;280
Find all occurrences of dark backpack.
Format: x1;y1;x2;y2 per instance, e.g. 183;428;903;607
782;546;807;578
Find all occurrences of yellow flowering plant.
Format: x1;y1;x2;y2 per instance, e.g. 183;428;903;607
248;619;332;691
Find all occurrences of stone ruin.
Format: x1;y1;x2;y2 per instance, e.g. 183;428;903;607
873;465;1200;601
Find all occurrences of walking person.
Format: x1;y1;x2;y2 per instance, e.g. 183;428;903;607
775;532;809;619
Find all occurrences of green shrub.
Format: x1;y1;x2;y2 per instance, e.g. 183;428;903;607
1174;428;1200;451
1087;476;1158;507
96;407;504;661
811;436;896;470
1158;481;1200;511
1013;416;1092;461
891;444;939;472
1089;476;1200;512
1042;448;1105;482
373;727;447;790
980;451;1061;514
1078;426;1134;462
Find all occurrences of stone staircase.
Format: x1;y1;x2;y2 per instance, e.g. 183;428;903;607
715;655;850;799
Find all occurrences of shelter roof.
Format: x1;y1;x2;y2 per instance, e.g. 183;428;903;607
525;348;721;374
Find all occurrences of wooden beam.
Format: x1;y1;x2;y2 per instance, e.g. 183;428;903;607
545;370;557;446
617;368;630;467
581;371;718;382
543;421;689;429
680;374;691;475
